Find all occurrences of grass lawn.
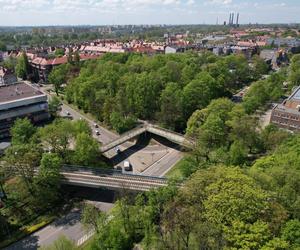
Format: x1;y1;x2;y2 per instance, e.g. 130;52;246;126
80;236;96;250
166;156;187;179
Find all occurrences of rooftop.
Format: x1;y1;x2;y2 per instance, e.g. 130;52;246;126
0;142;11;151
289;86;300;101
0;82;44;104
274;104;300;116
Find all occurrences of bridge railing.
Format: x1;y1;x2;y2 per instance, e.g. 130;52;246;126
100;125;147;152
61;165;168;182
147;124;195;146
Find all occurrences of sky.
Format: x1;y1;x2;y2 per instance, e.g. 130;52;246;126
0;0;299;26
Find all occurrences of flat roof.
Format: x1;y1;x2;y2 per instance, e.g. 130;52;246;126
0;82;44;104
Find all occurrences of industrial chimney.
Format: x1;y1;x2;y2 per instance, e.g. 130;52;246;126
236;13;240;27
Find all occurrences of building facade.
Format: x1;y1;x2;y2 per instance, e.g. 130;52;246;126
0;82;50;139
270;86;300;132
0;67;17;86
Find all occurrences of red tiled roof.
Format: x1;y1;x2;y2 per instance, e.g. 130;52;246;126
31;54;102;67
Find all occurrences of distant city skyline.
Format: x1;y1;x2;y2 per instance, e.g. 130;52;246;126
0;0;299;26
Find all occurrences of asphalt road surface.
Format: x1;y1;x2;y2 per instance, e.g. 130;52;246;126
142;148;183;177
5;202;114;250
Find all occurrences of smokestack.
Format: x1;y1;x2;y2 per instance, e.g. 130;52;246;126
236;13;239;27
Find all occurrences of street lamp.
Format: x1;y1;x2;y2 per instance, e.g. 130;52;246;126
151;153;155;162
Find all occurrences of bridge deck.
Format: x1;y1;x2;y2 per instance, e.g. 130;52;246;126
60;166;168;192
100;124;194;153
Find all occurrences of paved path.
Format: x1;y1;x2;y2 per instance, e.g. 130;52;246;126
5;202;114;250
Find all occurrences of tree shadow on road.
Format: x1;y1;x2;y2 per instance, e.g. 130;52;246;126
6;234;39;250
107;132;184;166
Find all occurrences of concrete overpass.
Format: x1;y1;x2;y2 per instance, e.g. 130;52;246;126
100;123;194;153
60;166;168;192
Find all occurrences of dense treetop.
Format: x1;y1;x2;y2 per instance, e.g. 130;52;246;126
64;52;268;132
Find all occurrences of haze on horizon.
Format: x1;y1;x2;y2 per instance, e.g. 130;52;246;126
0;0;299;26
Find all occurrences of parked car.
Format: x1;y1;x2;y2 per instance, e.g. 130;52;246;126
94;123;99;128
95;130;100;136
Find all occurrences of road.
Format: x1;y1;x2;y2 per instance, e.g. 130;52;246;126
38;84;184;177
141;148;183;177
5;202;114;250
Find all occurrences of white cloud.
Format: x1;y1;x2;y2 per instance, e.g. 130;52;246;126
207;0;233;5
0;0;185;13
186;0;195;5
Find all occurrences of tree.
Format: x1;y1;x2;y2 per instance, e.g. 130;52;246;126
229;140;248;165
4;144;41;193
54;48;65;57
253;55;269;79
48;66;67;96
48;96;62;117
81;203;107;233
224;220;271;250
0;41;7;51
250;135;300;219
281;219;300;248
39;119;73;158
74;51;80;65
183;72;222;120
10;118;36;145
73;132;99;166
159;82;183;130
289;69;300;87
67;52;73;64
110;112;136;134
34;153;62;208
72;119;92;136
38;153;61;179
203;167;269;226
15;51;30;80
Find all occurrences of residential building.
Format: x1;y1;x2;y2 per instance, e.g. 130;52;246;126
165;46;186;54
270;86;300;132
0;82;50;139
0;67;17;86
30;54;100;82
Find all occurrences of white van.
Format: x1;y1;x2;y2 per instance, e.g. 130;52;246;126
124;161;132;171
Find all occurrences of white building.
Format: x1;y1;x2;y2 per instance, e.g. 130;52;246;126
0;82;50;139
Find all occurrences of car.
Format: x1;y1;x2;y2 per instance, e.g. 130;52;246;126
94;123;99;128
95;130;100;136
66;111;71;116
116;166;123;171
124;161;132;171
115;147;121;154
